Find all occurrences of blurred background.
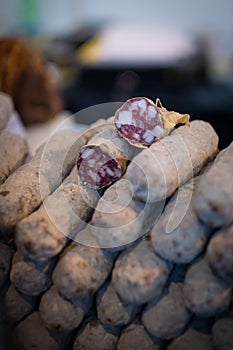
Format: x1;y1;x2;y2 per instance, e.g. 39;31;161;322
0;0;233;150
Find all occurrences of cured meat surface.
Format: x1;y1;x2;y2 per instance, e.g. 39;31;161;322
77;122;140;190
77;145;122;189
115;97;164;147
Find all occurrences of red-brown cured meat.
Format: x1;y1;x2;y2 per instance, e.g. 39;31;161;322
114;97;164;147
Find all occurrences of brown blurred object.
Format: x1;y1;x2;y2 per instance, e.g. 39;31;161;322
0;38;63;125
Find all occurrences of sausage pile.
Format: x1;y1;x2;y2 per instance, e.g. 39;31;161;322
0;96;233;350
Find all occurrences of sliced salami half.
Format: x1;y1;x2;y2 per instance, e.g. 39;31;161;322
77;144;123;189
114;97;164;147
115;97;190;148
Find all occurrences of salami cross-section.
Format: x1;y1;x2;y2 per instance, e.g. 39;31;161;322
77;122;140;189
114;97;190;147
77;144;122;189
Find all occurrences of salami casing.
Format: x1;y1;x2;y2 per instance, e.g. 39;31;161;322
194;142;233;228
0;132;28;184
126;120;218;203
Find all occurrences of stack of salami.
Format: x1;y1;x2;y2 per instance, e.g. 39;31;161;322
0;96;232;350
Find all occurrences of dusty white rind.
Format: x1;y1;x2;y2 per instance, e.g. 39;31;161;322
15;166;99;262
39;285;91;332
52;244;114;300
126;120;219;203
117;320;159;350
0;132;28;185
194;142;233;228
0;118;106;235
0;130;82;234
183;257;232;317
96;280;138;326
4;284;38;324
10;251;55;296
112;237;172;305
207;224;233;283
12;312;70;350
151;177;211;264
167;328;214;350
142;283;192;340
73;319;120;350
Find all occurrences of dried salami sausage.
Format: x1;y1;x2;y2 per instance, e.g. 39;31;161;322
77;144;122;189
77;123;140;189
114;97;189;147
115;97;164;147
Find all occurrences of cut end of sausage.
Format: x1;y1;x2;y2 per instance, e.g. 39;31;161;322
77;145;123;189
114;97;164;147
